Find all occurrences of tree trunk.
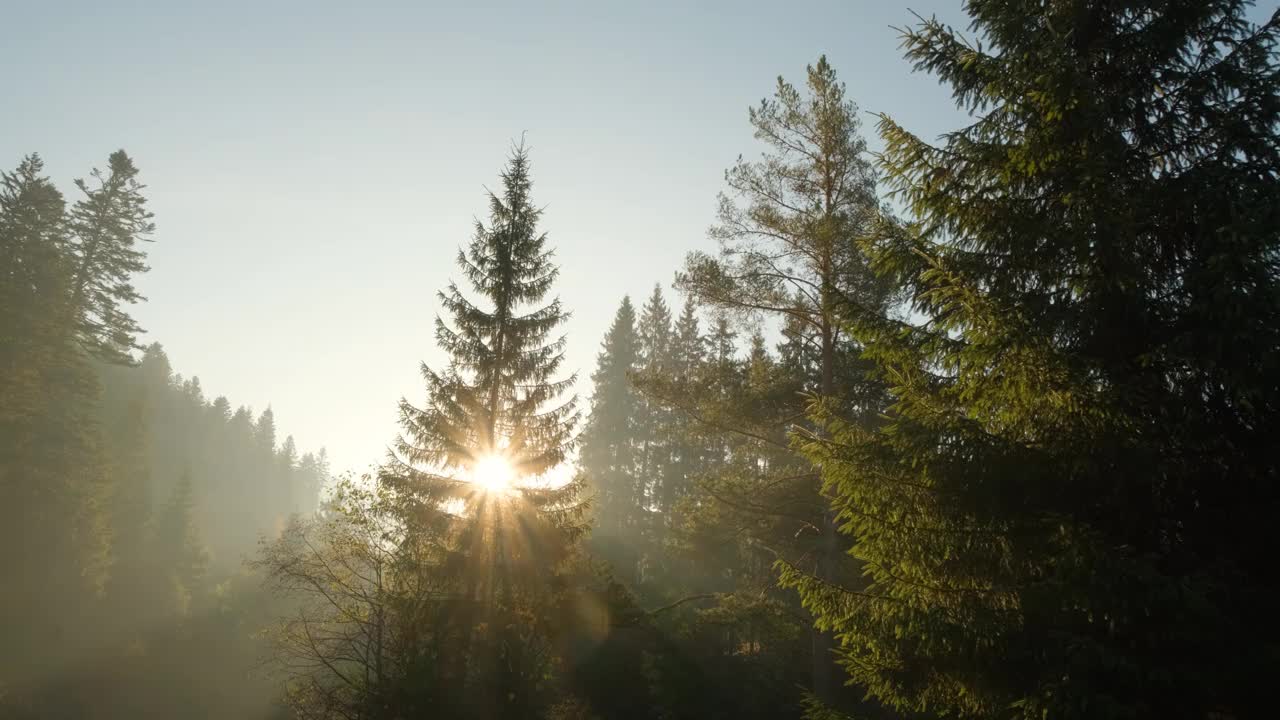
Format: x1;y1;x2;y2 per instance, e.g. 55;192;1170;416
811;316;838;704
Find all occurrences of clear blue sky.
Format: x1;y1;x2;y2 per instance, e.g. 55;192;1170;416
3;0;976;473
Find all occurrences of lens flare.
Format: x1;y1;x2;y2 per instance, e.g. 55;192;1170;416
471;454;515;494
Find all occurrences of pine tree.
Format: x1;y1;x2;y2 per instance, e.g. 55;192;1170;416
581;295;663;590
209;395;231;424
67;150;155;364
155;470;208;617
254;406;277;456
581;296;641;540
671;300;705;376
279;435;298;470
103;391;157;617
0;154;111;686
630;313;823;716
380;143;586;717
705;317;737;382
675;56;891;703
296;451;325;517
666;300;708;515
387;144;578;486
137;344;179;491
786;3;1280;719
0;155;70;354
279;434;299;514
636;285;673;373
636;288;673;498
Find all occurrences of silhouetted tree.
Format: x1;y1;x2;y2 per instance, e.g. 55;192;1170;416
0;154;112;693
375;143;587;718
1;150;325;720
581;296;641;545
67;150;155;364
155;470;209;617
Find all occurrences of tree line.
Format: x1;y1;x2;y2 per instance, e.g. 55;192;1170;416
1;151;329;717
252;2;1279;717
3;1;1278;719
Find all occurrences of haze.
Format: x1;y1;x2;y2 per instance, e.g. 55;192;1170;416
3;0;968;473
4;1;1277;719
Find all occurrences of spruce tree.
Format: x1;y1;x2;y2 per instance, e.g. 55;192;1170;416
786;3;1280;719
671;300;705;377
636;287;672;496
67;150;155;364
637;285;673;371
380;143;585;717
0;154;111;686
103;391;158;620
581;296;641;540
155;470;209;617
254;407;277;456
279;434;299;514
209;395;232;424
631;313;822;717
296;448;330;516
387;144;578;489
666;300;708;512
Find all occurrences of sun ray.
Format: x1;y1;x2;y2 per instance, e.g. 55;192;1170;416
471;454;515;495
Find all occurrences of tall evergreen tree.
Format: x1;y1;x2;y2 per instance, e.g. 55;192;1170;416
379;143;587;718
155;470;209;617
209;395;231;424
581;296;641;541
1;152;325;718
675;56;891;703
278;434;299;514
67;150;155;364
254;407;277;456
637;285;673;372
295;448;329;517
671;300;705;377
629;308;825;717
634;285;674;518
786;3;1280;719
388;144;578;485
103;391;156;616
664;300;708;518
0;154;111;689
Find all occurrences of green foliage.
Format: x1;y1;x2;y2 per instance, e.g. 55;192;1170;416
0;150;325;718
0;153;112;689
581;289;703;589
786;2;1280;719
67;150;155;364
7;11;1278;717
669;55;893;709
261;143;594;719
387;142;577;488
677;54;890;354
101;343;329;567
586;286;863;718
154;471;210;616
581;296;642;546
800;692;859;720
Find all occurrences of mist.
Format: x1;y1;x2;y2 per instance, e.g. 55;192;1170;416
3;2;1278;719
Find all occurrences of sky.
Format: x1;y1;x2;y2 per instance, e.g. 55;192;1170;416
3;0;978;474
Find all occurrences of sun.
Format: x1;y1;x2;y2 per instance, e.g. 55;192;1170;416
471;454;516;494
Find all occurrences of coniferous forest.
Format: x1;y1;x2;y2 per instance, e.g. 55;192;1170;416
2;2;1278;719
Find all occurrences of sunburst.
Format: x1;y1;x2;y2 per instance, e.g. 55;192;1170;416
471;454;516;494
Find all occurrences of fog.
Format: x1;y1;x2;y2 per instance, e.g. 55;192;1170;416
2;2;1277;719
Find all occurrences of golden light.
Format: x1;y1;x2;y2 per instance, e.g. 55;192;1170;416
471;454;516;494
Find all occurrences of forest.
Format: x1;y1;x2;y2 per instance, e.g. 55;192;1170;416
1;1;1277;719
